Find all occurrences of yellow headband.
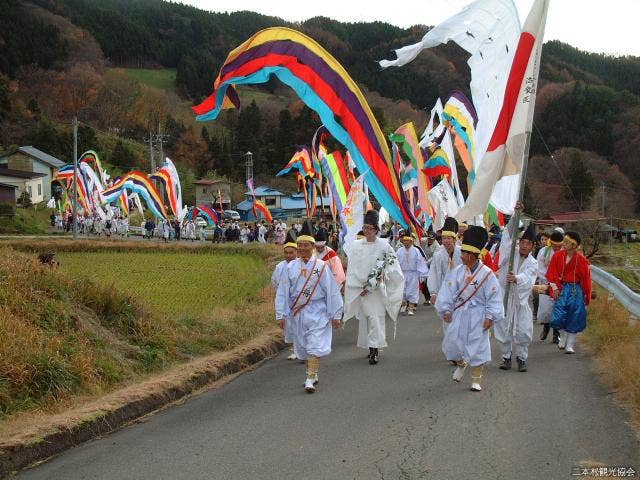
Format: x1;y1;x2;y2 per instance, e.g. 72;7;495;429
284;242;298;250
402;236;413;242
564;235;578;247
461;244;481;254
442;230;457;238
296;235;315;244
548;239;563;247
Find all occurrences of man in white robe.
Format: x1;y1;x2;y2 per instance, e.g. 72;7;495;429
275;223;343;393
427;218;462;334
343;210;404;365
436;225;504;392
494;206;538;372
272;230;300;361
397;231;429;315
536;230;564;343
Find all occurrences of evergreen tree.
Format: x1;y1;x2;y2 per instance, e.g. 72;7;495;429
565;154;595;210
110;140;135;169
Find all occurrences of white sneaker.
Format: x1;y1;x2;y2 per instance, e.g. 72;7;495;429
400;303;407;313
565;346;575;354
452;364;467;382
287;352;298;360
407;310;415;316
304;378;316;393
558;333;567;350
470;382;482;392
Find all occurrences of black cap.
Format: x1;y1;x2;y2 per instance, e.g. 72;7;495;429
297;220;315;243
284;229;298;248
461;226;488;255
315;228;328;243
521;223;536;242
442;217;458;238
363;210;379;231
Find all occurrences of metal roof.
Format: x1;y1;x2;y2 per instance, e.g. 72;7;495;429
244;186;286;197
16;146;65;168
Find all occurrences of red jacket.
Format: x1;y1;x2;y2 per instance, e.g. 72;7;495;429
546;249;592;305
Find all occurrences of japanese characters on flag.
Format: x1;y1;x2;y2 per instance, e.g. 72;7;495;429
340;175;366;247
428;179;460;231
456;0;549;220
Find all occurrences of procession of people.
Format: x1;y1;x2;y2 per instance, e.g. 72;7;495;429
272;204;593;394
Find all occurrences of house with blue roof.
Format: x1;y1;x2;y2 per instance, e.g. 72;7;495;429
236;185;330;221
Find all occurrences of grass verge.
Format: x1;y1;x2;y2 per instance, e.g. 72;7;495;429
0;206;52;235
0;240;279;421
583;285;640;429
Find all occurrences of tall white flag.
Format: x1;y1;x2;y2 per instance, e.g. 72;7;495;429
340;175;365;247
456;0;549;221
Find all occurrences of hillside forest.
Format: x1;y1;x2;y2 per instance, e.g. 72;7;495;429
1;0;639;217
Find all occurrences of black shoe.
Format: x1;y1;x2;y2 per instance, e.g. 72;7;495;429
517;357;527;372
552;329;560;344
540;324;550;341
499;357;512;370
369;348;379;365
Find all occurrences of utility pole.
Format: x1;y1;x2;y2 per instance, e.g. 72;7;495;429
245;151;253;184
145;132;155;173
154;121;169;171
601;183;606;217
72;116;78;240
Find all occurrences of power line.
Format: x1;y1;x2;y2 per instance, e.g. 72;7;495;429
532;121;581;208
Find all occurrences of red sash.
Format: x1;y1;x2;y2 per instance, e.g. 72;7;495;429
453;266;492;312
291;259;327;316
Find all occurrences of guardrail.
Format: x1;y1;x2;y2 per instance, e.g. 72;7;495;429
591;265;640;317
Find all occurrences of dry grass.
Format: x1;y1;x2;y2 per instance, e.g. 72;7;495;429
0;240;280;420
583;285;640;428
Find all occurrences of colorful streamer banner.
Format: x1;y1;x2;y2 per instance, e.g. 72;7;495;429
253;199;273;222
102;171;168;219
192;27;415;230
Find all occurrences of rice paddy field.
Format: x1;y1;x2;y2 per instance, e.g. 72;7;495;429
56;251;269;318
0;241;279;418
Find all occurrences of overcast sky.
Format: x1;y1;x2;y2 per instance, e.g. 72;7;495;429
181;0;640;57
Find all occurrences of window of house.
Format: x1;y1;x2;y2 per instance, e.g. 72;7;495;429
38;183;41;196
28;185;32;196
203;188;206;194
264;196;276;206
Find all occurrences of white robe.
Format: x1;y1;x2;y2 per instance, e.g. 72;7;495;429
397;245;429;304
436;263;504;366
343;238;404;348
536;246;555;324
427;244;462;298
185;222;196;240
272;260;294;343
275;257;343;359
494;222;538;360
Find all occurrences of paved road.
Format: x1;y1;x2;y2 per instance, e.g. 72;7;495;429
19;306;639;480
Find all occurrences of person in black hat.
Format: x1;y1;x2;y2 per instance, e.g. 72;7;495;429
536;230;564;343
436;225;504;392
343;209;405;365
275;220;343;393
495;209;538;373
397;230;429;315
418;227;439;304
427;217;462;318
272;229;300;361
